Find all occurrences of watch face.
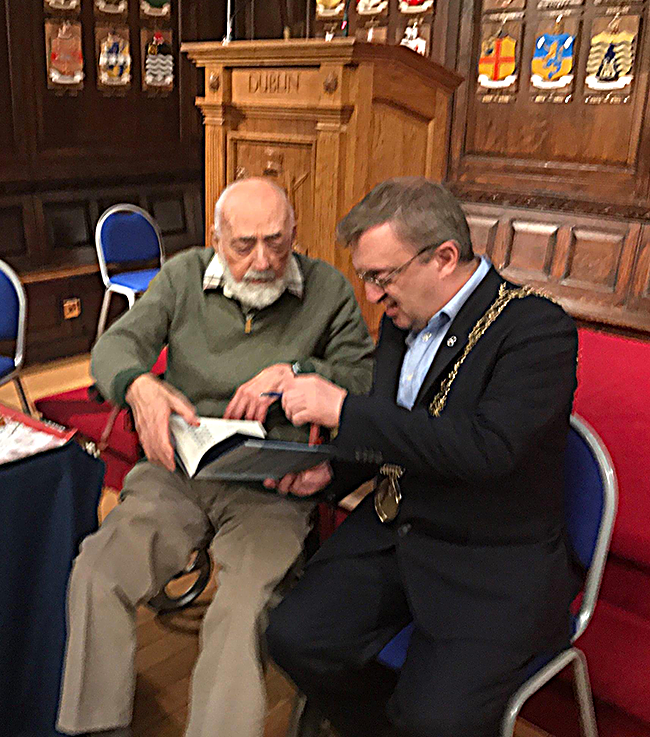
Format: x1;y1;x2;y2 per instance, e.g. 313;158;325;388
291;361;301;376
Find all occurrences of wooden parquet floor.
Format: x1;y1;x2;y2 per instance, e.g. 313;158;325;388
1;355;551;737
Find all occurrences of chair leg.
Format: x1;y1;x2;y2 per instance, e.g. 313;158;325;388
571;648;599;737
96;289;112;340
14;376;33;416
126;291;136;309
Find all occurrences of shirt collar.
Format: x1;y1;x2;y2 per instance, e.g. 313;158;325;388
406;255;492;346
202;252;304;299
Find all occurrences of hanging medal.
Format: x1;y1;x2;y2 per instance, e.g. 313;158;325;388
530;14;578;103
374;464;404;523
142;29;174;93
96;25;131;92
584;14;637;104
45;19;84;92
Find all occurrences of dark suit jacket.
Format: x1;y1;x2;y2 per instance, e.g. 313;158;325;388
317;266;580;649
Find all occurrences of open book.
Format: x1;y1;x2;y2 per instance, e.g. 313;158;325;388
169;415;335;482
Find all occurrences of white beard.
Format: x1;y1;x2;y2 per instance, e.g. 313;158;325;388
220;256;288;310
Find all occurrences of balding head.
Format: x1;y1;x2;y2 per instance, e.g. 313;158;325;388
210;178;297;309
213;178;295;238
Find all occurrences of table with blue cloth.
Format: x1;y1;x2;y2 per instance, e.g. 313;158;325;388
0;442;104;737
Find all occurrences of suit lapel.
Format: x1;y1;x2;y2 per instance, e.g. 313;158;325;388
413;267;505;407
375;315;409;401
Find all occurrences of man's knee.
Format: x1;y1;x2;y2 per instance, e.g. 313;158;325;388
266;596;303;671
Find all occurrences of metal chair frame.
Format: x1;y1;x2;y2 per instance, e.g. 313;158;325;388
95;203;165;339
285;415;618;737
0;259;31;414
501;414;617;737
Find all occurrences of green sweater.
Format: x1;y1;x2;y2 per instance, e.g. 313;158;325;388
91;248;374;442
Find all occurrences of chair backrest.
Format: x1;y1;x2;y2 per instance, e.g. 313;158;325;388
376;414;618;672
95;204;164;287
565;414;617;640
0;259;26;368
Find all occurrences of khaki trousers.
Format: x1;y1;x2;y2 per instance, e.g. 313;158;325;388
57;462;315;737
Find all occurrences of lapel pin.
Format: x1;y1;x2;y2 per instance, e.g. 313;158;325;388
446;335;457;347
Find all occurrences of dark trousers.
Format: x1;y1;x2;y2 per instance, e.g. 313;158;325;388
266;547;540;737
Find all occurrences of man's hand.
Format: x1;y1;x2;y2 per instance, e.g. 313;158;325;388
263;462;333;497
126;373;199;472
224;363;294;422
282;376;347;429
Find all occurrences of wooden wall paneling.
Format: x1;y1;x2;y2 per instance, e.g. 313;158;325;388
460;200;650;332
448;0;650;207
22;272;105;363
0;0;35;184
464;207;501;258
629;224;650;312
26;0;203;183
0;196;40;271
503;219;558;282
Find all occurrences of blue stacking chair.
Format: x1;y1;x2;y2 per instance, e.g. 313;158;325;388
95;204;165;339
0;259;31;414
288;414;618;737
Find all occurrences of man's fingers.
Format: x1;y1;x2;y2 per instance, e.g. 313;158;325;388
170;395;199;426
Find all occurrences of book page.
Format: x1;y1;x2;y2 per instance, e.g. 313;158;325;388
169;415;266;477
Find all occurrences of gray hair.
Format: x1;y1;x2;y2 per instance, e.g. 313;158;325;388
336;177;474;262
213;178;296;237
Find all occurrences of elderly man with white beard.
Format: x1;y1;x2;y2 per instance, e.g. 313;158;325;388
56;178;374;737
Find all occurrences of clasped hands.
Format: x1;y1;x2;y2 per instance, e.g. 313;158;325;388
126;365;346;496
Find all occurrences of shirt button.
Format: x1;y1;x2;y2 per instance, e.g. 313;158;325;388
397;523;411;537
422;333;431;342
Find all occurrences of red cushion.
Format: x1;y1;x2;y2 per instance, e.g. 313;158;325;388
35;387;140;463
574;329;650;567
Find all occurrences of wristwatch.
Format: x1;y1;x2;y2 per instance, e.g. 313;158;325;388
291;360;316;376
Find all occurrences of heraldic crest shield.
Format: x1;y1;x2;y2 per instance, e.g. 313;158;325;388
531;31;575;88
478;34;517;88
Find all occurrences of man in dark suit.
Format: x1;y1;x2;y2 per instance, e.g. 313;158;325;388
264;177;580;737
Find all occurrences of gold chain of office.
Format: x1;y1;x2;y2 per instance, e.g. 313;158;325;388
429;283;557;418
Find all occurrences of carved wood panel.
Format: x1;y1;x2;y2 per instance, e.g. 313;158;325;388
448;0;650;208
226;132;316;255
368;103;430;185
463;202;649;333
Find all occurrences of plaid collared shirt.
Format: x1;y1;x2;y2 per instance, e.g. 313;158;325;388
202;252;304;300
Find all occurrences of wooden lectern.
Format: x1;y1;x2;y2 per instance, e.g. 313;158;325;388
181;39;462;334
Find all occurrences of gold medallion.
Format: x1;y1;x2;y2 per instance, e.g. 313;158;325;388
374;464;404;523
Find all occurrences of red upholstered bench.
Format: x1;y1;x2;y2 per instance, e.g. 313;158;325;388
523;328;650;737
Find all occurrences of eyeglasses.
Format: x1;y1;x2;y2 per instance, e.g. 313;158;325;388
356;245;435;291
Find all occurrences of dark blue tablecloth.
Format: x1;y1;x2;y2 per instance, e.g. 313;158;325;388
0;442;104;737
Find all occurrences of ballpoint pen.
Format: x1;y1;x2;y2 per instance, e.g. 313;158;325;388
259;391;283;398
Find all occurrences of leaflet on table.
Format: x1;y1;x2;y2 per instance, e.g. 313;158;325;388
0;403;76;465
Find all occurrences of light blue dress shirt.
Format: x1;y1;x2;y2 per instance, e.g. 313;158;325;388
396;256;492;410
